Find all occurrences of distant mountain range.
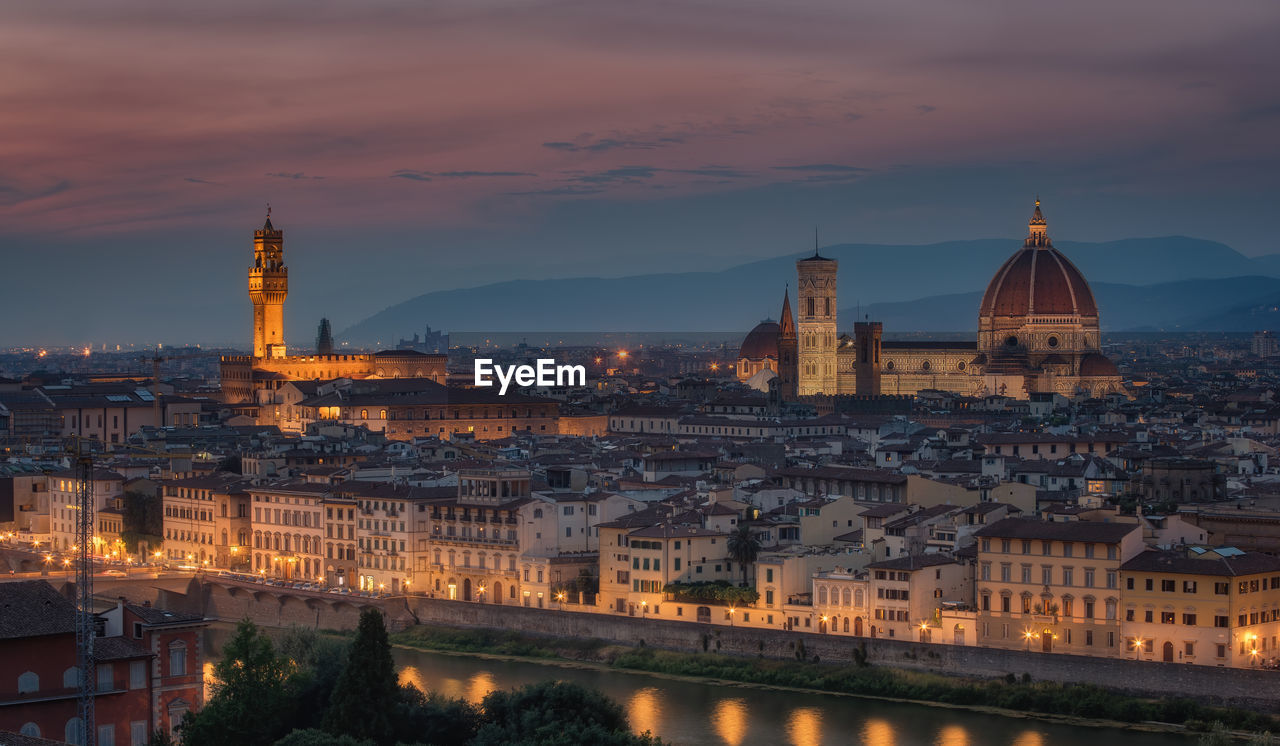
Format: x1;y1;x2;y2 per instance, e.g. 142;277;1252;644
341;236;1280;341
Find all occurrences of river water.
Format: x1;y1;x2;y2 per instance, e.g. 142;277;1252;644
390;646;1190;746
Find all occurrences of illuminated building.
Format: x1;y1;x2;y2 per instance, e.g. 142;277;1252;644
747;201;1126;400
220;212;447;405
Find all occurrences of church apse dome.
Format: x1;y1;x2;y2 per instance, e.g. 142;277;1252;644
737;319;780;384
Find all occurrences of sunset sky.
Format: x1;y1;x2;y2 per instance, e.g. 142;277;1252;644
3;0;1279;345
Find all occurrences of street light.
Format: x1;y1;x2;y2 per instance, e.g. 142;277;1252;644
555;591;567;610
727;606;735;627
1024;629;1035;652
1131;636;1144;660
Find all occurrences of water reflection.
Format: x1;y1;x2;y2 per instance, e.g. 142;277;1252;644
398;664;424;692
627;686;663;738
1011;733;1046;746
466;671;497;703
862;718;895;746
785;706;822;746
712;697;748;746
936;725;970;746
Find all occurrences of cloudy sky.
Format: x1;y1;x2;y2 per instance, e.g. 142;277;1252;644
3;0;1279;346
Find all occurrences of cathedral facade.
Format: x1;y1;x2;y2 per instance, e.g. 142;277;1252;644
739;201;1126;400
220;213;447;404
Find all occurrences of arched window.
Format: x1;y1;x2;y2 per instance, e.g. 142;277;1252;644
65;717;84;745
533;509;543;519
854;589;864;607
842;588;851;607
19;723;40;738
360;409;368;419
18;671;39;694
62;667;78;689
818;586;828;605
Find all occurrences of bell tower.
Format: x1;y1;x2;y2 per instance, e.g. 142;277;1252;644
796;233;838;396
249;208;288;359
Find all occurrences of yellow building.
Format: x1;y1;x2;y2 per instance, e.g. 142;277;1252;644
1119;548;1280;667
161;474;250;569
974;517;1143;656
247;482;327;581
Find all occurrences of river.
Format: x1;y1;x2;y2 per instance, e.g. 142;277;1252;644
203;626;1187;745
390;646;1190;746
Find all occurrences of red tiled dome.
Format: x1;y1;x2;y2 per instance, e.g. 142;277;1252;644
739;321;780;360
1079;353;1119;377
979;201;1098;318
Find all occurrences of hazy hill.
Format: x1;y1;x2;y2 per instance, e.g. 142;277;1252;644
342;236;1279;341
856;276;1280;332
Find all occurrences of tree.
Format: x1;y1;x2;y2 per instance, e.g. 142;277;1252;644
181;619;296;746
472;681;661;746
273;729;373;746
392;684;481;746
726;524;761;586
323;609;399;744
277;627;350;731
121;489;163;553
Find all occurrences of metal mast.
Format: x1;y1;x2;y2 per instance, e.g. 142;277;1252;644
76;455;96;746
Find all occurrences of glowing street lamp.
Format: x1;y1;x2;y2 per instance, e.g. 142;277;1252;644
727;606;736;627
555;591;567;609
1131;636;1144;660
1024;629;1036;652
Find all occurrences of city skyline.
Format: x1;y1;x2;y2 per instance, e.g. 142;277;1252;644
2;0;1280;345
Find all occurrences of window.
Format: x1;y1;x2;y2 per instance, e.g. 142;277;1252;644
17;671;38;694
130;660;146;689
1182;613;1197;626
66;718;84;746
169;643;186;676
1214;615;1229;628
98;724;116;746
20;724;41;738
96;664;114;692
1214;582;1229;595
1161;579;1176;593
131;722;148;746
1160;612;1175;624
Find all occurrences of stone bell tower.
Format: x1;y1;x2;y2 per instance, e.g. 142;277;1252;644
796;234;838;396
249;208;288;359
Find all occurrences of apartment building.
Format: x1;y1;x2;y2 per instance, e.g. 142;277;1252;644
415;470;529;603
866;553;973;640
1120;547;1280;667
974;517;1143;656
247;481;327;581
49;469;124;552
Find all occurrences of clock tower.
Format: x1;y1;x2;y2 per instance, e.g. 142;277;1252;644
249;208;288;359
796;244;837;396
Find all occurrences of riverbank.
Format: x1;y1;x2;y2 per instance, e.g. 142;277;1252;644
384;624;1272;739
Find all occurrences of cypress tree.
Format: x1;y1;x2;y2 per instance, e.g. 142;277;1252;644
323;608;398;744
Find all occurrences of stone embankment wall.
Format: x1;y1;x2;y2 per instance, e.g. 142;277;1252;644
185;579;1280;711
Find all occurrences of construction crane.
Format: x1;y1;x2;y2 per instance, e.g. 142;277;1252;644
145;347;220;427
75;453;96;746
